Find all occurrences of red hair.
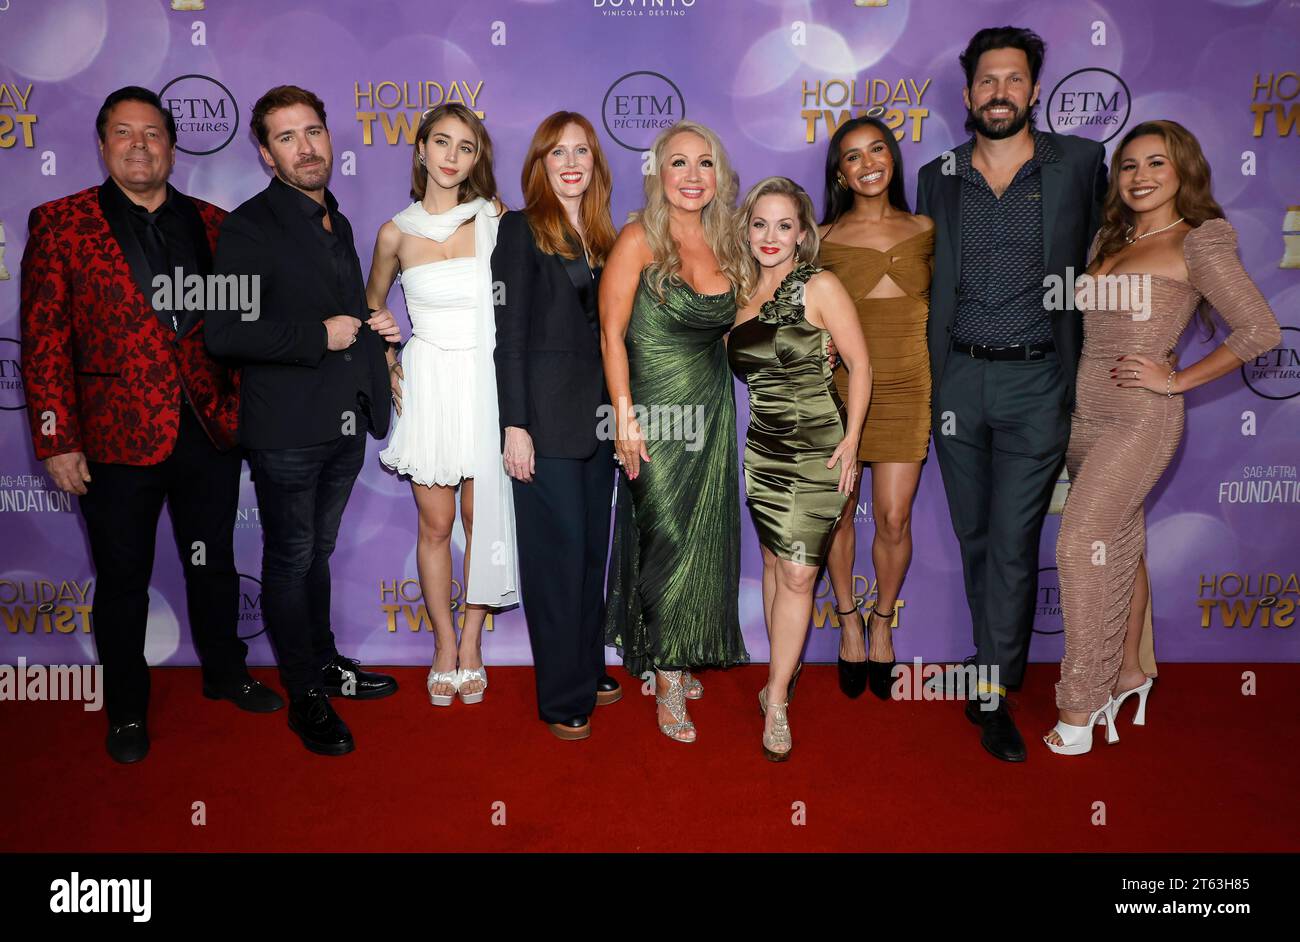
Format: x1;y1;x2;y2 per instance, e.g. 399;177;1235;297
520;112;616;266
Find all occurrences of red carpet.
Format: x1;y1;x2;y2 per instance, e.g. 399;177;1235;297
4;663;1297;853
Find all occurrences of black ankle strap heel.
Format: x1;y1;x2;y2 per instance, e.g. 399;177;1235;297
835;604;867;699
866;606;897;701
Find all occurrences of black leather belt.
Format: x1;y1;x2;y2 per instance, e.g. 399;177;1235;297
951;339;1055;361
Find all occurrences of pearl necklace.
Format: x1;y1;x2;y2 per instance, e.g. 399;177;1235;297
1124;216;1185;244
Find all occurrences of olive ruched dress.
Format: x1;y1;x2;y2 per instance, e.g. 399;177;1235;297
728;262;848;568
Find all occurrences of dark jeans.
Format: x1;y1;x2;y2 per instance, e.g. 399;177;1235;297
932;349;1071;688
79;403;247;724
248;433;366;698
513;441;615;723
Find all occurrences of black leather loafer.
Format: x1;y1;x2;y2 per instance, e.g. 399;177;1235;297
106;720;150;764
288;689;354;756
203;677;286;713
595;674;622;706
548;716;592;741
320;655;398;700
965;698;1026;763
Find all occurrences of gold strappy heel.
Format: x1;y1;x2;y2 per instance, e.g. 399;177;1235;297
655;670;697;743
759;688;792;762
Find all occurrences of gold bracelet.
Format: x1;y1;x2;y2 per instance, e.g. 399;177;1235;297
1165;370;1177;398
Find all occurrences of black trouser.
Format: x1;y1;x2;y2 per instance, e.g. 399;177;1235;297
932;349;1071;689
79;403;247;724
513;441;615;723
248;433;365;698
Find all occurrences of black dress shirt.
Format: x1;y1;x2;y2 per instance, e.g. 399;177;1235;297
275;177;375;432
105;178;201;333
952;131;1058;347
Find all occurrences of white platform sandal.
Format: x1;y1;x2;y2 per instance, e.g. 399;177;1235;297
457;664;488;704
1109;677;1154;726
1044;698;1119;755
426;667;460;707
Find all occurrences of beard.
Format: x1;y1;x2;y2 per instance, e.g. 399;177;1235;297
967;97;1033;140
279;155;331;191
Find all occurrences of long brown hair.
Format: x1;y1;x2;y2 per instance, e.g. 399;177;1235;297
520;112;616;267
410;103;499;205
1094;120;1223;333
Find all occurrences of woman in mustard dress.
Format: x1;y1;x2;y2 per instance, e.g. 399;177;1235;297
818;115;934;700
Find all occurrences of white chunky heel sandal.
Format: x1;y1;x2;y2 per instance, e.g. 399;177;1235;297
426;667;459;707
1044;699;1119;755
457;664;488;704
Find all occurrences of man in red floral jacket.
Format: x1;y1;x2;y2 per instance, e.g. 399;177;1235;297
20;86;283;764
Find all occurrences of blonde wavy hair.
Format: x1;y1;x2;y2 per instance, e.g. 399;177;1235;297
735;176;820;307
632;120;747;301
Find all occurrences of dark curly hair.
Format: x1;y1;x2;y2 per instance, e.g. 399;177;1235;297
959;26;1046;134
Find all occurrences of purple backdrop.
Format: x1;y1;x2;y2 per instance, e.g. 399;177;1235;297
1;0;1297;674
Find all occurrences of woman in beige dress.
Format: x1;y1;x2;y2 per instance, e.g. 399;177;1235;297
1046;120;1281;754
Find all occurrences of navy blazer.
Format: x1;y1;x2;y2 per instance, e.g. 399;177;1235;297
492;210;608;460
916;130;1107;410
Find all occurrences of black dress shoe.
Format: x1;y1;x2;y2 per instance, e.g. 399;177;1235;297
288;689;354;756
548;715;591;741
965;698;1026;763
106;720;150;764
203;677;286;713
320;655;398;700
595;674;622;706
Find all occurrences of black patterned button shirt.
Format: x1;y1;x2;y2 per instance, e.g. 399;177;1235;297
952;130;1058;347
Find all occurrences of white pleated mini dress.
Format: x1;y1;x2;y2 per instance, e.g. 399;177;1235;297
379;255;480;487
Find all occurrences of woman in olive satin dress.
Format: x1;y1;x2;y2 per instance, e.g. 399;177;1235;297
601;121;751;743
729;177;870;760
817;115;934;700
1045;121;1281;755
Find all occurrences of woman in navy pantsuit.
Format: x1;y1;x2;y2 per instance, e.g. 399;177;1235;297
491;112;622;740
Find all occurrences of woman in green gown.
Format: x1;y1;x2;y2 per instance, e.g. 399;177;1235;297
600;121;751;743
728;177;871;760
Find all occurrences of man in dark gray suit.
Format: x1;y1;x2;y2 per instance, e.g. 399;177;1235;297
916;26;1107;762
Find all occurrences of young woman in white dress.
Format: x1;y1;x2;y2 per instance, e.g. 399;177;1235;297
365;103;519;707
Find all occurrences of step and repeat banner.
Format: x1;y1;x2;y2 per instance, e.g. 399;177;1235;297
0;0;1296;671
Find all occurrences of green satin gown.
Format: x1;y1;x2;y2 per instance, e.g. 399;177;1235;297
728;262;848;568
604;269;749;677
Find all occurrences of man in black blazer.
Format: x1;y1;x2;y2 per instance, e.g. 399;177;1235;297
207;85;401;757
915;28;1107;762
493;207;621;741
